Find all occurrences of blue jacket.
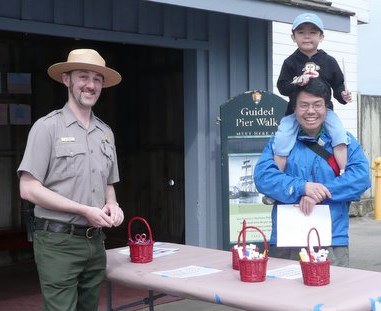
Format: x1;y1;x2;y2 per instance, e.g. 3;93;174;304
254;130;371;246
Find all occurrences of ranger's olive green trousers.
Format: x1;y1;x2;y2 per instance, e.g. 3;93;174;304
33;230;106;311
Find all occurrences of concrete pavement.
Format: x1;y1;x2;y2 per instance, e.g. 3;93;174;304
348;213;381;272
140;214;381;311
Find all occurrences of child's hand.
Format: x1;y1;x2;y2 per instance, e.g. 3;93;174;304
298;75;311;86
292;74;310;86
341;90;352;103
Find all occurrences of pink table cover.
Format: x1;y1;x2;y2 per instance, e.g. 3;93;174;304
106;243;381;311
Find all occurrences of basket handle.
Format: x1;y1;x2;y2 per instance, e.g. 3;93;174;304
307;227;321;257
128;216;153;241
235;220;247;247
237;225;268;256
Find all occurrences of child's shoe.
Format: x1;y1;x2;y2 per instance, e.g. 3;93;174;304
262;196;275;205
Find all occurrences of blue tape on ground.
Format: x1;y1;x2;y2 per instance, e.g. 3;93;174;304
313;304;324;311
215;294;222;304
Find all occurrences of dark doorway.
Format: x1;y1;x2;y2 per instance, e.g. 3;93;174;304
0;31;185;255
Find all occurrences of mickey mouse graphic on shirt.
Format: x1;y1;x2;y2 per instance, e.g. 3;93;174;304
292;61;320;85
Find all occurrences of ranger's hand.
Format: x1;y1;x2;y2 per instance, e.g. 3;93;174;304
103;202;124;227
83;206;114;228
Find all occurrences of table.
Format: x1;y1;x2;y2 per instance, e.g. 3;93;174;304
106;243;381;311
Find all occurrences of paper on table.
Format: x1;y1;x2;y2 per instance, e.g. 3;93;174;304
152;265;222;278
267;264;302;280
277;204;331;247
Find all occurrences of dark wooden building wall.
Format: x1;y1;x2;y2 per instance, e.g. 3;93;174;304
0;0;271;250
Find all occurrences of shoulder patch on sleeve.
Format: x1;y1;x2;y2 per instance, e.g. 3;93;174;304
288;186;295;195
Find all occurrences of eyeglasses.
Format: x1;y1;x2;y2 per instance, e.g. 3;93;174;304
297;103;325;111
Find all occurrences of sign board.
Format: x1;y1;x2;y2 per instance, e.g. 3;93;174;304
220;90;287;249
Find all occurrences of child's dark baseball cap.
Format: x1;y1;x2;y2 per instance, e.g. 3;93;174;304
292;13;324;32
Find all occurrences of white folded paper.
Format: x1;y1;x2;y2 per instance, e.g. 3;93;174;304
276;204;332;247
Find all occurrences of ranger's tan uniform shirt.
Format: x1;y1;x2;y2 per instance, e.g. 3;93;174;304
18;103;119;225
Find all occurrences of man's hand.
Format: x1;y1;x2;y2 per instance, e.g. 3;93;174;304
83;206;115;228
298;195;318;216
103;202;124;227
305;182;331;203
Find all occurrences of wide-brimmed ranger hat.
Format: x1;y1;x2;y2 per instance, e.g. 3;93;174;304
292;13;324;33
47;49;121;88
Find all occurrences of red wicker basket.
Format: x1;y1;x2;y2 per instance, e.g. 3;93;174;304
231;220;247;270
238;225;269;282
300;227;330;286
127;216;154;263
231;245;240;270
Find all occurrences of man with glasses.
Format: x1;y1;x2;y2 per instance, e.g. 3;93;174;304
254;78;370;267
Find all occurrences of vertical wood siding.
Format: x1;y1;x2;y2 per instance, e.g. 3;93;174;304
359;95;381;199
359;95;381;168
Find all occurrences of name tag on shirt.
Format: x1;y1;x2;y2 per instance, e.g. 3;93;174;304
61;137;76;142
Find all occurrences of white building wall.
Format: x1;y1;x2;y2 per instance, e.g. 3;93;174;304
332;0;370;23
272;0;371;139
358;0;381;95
